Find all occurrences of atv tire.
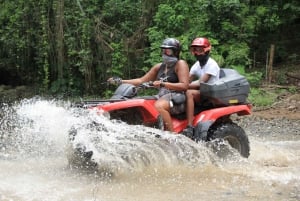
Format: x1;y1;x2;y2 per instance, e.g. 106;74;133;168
67;126;97;169
208;123;250;158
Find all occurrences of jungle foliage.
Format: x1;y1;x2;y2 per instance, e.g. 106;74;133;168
0;0;299;96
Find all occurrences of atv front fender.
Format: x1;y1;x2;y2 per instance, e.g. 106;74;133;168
193;104;251;141
92;99;160;124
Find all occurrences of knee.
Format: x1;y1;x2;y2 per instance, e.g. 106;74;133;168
154;100;163;111
155;100;168;112
186;90;193;98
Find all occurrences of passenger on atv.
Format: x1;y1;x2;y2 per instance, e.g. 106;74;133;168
183;37;220;137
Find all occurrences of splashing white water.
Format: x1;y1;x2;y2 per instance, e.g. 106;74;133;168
0;98;299;201
1;98;220;172
65;104;220;175
1;98;76;157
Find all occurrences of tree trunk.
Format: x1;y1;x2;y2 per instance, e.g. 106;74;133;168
56;0;64;82
267;44;275;84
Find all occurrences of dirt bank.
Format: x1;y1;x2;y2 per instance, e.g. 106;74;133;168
252;93;300;120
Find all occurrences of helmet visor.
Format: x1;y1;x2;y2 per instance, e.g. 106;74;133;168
190;46;206;55
161;48;174;56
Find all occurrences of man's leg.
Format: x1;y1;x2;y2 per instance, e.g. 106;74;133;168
186;89;200;125
183;90;200;137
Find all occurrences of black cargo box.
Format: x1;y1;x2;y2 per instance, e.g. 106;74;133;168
200;68;250;106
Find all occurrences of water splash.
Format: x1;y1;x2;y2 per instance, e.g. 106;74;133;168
66;108;219;175
1;98;76;158
1;98;222;174
0;98;299;201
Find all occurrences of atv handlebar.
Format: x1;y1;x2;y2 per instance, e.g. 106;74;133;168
139;81;154;88
129;82;155;95
107;77;122;85
106;77;154;88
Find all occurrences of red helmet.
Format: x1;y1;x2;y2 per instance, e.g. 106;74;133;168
190;37;211;54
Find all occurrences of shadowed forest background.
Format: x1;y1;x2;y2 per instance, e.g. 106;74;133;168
0;0;299;100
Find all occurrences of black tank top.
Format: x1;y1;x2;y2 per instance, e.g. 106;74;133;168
156;63;179;83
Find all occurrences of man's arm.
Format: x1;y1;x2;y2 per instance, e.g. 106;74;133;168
188;73;212;89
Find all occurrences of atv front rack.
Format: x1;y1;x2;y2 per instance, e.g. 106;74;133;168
73;96;157;108
72;99;124;108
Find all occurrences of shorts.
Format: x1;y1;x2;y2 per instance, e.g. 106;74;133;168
156;91;186;115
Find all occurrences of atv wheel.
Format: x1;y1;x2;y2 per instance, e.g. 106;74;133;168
67;126;97;169
208;123;250;158
67;143;97;170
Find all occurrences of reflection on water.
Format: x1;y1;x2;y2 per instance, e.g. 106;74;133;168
0;99;299;201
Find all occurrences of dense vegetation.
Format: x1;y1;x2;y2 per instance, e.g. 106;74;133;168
0;0;299;97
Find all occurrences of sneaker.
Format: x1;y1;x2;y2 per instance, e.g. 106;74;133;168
182;125;194;139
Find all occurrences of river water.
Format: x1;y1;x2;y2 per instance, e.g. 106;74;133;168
0;98;299;201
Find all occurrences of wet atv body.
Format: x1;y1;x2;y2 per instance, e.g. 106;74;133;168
71;68;251;160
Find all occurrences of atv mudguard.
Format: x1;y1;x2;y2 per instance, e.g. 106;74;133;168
192;104;251;141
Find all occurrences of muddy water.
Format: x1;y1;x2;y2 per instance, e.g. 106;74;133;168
0;99;299;201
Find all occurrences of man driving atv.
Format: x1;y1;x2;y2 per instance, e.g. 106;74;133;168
108;38;189;132
182;37;220;137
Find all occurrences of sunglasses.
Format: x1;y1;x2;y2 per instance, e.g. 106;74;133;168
190;46;206;55
161;48;174;56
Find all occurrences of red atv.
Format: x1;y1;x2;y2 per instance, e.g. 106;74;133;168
70;68;251;165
